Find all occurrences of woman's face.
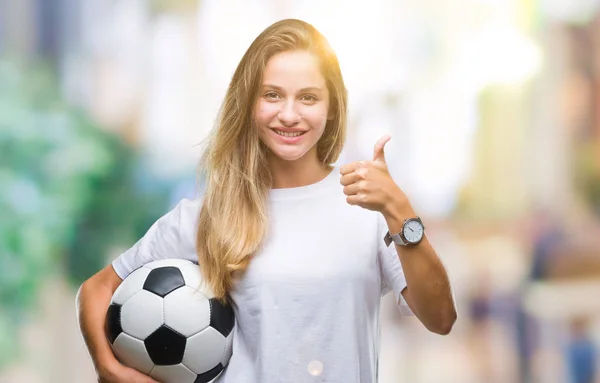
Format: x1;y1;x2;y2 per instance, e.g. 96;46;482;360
254;50;330;163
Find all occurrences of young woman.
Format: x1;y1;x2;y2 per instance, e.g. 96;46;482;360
77;18;456;383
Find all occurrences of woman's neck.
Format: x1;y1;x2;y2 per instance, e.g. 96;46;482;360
269;156;332;189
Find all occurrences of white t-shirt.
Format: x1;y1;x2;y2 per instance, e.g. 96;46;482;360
112;167;413;383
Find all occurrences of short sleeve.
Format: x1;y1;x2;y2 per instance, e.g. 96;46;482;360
377;214;414;316
111;198;201;280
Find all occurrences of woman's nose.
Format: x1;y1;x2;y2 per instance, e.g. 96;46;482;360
278;100;301;126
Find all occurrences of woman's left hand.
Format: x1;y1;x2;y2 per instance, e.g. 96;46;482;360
339;135;409;216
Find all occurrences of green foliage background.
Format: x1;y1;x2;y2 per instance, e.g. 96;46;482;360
0;59;170;367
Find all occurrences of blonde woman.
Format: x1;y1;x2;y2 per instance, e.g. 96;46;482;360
77;19;456;383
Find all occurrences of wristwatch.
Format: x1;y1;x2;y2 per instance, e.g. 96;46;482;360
384;217;425;247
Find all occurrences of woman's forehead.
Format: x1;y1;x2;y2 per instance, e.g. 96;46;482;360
262;51;326;89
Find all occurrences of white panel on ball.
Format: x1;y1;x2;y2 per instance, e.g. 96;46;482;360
143;258;193;270
150;363;197;383
121;290;164;339
221;332;233;366
112;333;154;375
183;327;226;375
112;267;151;305
178;263;210;295
163;285;211;337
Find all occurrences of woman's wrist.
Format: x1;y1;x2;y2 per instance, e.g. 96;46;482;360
96;354;121;377
382;194;416;233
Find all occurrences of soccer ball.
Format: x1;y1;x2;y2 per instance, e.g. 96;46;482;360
105;259;234;383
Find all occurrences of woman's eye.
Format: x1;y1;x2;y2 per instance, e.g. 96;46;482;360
300;95;317;102
264;92;280;100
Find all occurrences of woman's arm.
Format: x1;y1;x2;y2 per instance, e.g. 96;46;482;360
383;202;457;335
340;135;457;335
76;265;160;382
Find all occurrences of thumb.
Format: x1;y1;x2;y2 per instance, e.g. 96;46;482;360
373;135;391;163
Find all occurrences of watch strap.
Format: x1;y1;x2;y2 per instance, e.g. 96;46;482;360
384;231;406;247
383;216;425;247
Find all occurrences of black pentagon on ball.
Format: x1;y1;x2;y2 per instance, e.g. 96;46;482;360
209;298;235;337
194;363;224;383
143;266;185;297
105;303;122;344
144;325;187;365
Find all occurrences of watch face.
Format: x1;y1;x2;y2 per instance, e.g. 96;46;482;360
403;219;424;243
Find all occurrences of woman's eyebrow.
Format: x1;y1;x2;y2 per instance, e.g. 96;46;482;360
262;84;324;93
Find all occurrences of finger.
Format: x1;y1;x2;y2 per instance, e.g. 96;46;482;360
345;194;364;206
373;135;391;163
343;182;362;196
340;160;366;176
340;171;364;186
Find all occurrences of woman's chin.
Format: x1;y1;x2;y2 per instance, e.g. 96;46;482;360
269;147;309;162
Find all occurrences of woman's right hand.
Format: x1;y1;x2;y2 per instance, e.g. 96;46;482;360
98;362;161;383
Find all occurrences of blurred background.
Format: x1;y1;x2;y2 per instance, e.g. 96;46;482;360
1;0;600;382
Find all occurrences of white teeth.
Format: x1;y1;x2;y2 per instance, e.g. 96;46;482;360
274;130;304;137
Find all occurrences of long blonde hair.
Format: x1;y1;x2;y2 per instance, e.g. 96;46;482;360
196;19;347;302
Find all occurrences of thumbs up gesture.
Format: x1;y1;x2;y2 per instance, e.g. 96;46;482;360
340;135;408;216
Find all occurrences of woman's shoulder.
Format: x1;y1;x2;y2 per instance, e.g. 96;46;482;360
171;197;203;227
170;197;203;253
176;196;202;213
